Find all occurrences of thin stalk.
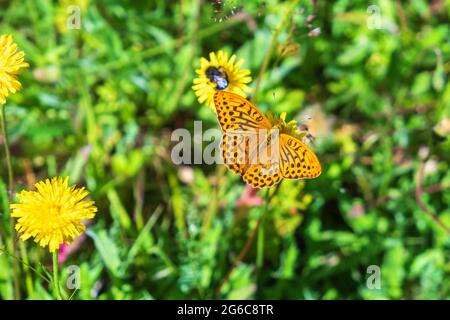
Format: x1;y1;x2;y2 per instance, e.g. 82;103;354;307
53;250;63;300
102;13;247;72
256;189;270;270
19;242;34;296
0;246;51;284
252;0;301;101
0;104;13;197
202;165;226;236
416;161;450;234
216;183;282;295
0;103;21;299
134;168;145;231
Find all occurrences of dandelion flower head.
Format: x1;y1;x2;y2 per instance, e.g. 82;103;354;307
0;34;29;104
192;50;252;110
11;177;97;253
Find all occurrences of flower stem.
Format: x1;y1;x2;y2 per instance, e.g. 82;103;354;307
0;104;14;197
19;241;34;297
202;165;226;236
252;0;301;101
216;183;282;295
53;250;63;300
0;103;21;299
256;189;270;270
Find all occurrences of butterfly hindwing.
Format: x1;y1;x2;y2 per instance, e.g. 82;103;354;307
221;131;249;175
243;160;282;189
279;133;321;179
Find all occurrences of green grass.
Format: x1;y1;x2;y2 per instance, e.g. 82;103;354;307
0;0;449;300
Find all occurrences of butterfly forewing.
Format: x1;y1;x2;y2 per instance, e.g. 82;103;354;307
213;91;271;131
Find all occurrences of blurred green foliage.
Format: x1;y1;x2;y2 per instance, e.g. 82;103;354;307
0;0;449;300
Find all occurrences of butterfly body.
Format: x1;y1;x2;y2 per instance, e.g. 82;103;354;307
214;91;321;188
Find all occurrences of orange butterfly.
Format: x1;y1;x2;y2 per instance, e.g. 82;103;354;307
213;90;321;188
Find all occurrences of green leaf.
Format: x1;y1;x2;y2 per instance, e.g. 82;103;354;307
86;229;123;278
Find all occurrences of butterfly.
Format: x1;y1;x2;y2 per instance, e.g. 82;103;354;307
213;90;321;188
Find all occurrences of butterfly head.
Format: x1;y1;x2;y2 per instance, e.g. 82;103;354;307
206;66;229;90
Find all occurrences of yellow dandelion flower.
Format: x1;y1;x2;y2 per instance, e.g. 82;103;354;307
267;111;306;141
192;50;252;110
0;34;29;105
10;177;97;253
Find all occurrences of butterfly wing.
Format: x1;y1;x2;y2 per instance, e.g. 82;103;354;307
221;131;248;175
242;129;283;188
213;91;271;131
242;161;282;189
279;133;321;179
213;91;321;186
214;91;272;176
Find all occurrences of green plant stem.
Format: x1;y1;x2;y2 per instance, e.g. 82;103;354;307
19;241;34;297
252;0;300;101
202;165;225;236
0;103;21;299
134;169;145;231
216;183;282;295
53;250;63;300
0;104;14;198
165;0;201;116
416;160;450;234
0;246;51;284
102;12;247;72
256;189;270;270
